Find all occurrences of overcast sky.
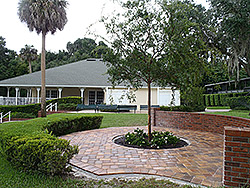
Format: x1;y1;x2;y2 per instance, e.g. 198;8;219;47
0;0;210;53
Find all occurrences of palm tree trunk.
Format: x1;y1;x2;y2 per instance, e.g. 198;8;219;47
40;32;46;117
28;60;32;74
147;82;152;141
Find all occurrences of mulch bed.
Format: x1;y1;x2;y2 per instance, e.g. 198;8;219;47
113;135;189;149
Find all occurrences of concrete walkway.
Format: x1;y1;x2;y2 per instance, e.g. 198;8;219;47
61;126;223;187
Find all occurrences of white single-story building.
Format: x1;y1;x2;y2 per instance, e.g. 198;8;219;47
0;59;180;108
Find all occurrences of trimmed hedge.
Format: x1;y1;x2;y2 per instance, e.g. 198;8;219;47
0;104;40;117
47;97;81;105
0;133;78;175
0;114;103;175
227;96;250;110
44;116;103;136
11;112;36;118
203;92;249;106
0;97;82;117
160;105;205;112
58;103;77;111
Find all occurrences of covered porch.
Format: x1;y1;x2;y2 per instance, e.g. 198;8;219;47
0;86;107;106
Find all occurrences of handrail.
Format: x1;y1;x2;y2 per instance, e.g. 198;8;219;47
46;103;58;112
0;111;11;124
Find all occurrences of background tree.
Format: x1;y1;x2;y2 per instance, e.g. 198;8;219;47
208;0;250;80
18;0;68;117
102;0;209;140
19;45;38;73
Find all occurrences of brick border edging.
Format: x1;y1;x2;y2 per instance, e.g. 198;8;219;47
152;109;250;187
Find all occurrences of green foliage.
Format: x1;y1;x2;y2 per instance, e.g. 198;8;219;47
209;0;250;78
160;105;205;112
204;94;210;106
19;45;38;73
58;103;77;111
0;37;28;81
204;92;250;107
227;96;250;110
214;94;219;106
0;103;40;117
0;113;103;175
47;97;81;105
43;116;103;136
1;133;78;175
209;95;214;106
11;112;36;118
125;128;180;149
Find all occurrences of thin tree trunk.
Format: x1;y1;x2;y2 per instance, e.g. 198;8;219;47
28;60;32;74
40;32;46;117
148;82;152;141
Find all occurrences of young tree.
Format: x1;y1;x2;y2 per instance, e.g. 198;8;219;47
102;0;208;140
19;45;38;74
18;0;68;117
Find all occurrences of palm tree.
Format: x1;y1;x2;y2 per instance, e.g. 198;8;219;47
19;45;38;74
18;0;68;117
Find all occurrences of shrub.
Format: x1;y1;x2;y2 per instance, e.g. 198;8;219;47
11;112;36;119
227;96;250;110
0;104;40;117
47;97;81;105
125;128;180;149
209;95;214;106
1;133;78;175
214;94;219;106
204;94;210;106
43;116;103;136
160;105;205;112
58;103;77;111
0;114;103;175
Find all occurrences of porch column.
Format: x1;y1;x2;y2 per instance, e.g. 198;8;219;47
80;88;85;104
105;87;109;104
36;88;40;103
26;89;29;97
58;88;63;98
7;87;10;97
157;87;160;105
15;87;19;105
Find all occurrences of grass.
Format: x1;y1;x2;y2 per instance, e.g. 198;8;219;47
206;106;230;109
205;110;250;119
0;113;193;188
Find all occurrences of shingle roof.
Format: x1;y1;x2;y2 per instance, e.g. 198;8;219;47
0;59;111;87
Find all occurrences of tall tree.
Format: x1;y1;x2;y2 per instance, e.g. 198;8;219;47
19;45;38;73
18;0;68;117
102;0;208;140
209;0;250;80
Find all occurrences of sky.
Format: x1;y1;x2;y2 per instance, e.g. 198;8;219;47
0;0;210;53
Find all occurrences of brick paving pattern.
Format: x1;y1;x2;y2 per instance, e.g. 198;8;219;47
61;126;223;187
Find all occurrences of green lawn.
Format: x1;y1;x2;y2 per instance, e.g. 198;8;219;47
205;110;250;119
0;113;192;188
206;106;231;109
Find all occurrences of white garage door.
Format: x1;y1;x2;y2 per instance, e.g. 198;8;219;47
108;89;129;105
159;90;180;106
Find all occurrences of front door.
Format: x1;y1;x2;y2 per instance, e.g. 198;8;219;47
88;90;104;104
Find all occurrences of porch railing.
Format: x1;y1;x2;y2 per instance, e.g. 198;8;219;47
0;97;55;106
0;111;11;124
46;103;58;112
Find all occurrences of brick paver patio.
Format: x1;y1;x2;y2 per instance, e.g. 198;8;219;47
61;126;223;187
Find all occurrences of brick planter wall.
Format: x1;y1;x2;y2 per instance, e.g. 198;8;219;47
224;127;250;187
152;109;250;187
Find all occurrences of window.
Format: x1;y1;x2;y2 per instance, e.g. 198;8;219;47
88;90;104;104
46;90;58;99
